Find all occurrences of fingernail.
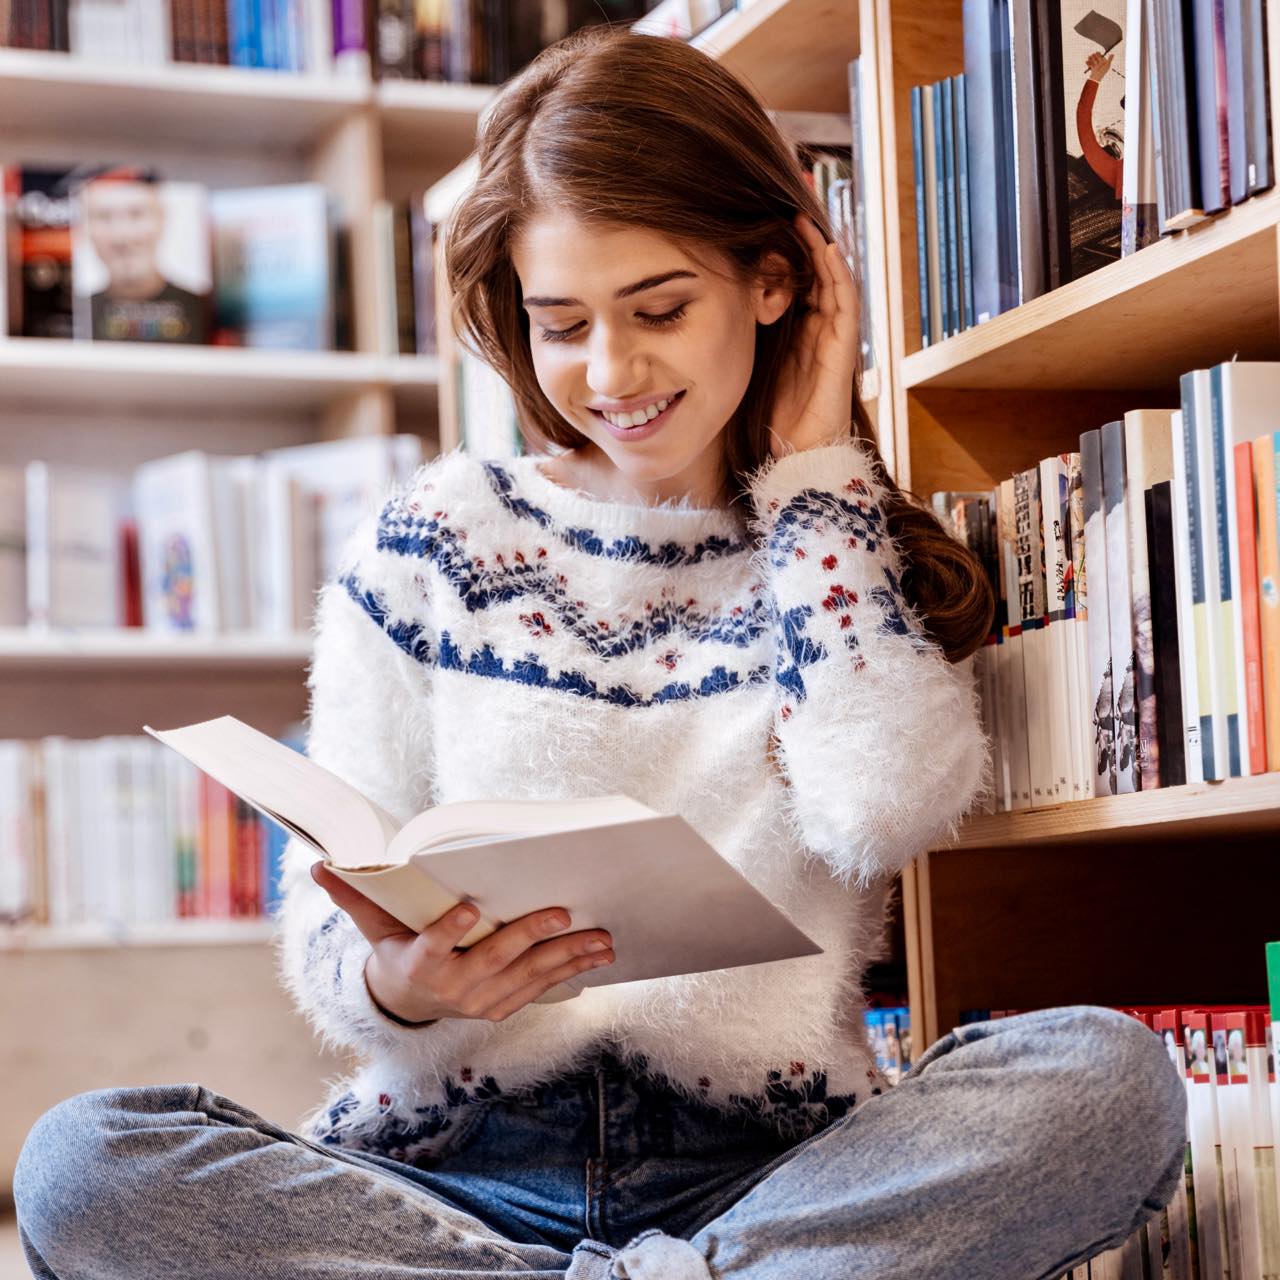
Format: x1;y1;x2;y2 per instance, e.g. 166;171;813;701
545;912;570;933
586;939;610;952
592;954;614;967
457;904;478;925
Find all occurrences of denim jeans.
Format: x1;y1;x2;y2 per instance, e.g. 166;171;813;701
14;1004;1187;1280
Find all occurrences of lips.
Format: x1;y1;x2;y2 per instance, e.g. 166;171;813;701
592;390;686;442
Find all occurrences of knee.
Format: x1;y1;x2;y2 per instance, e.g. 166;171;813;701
14;1085;198;1261
1027;1006;1186;1198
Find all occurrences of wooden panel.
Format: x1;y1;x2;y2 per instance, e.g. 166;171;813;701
947;772;1280;850
919;838;1278;1038
0;941;353;1195
901;193;1280;391
903;386;1177;496
701;0;860;112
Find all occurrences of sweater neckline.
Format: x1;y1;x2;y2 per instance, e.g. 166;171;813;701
503;453;749;542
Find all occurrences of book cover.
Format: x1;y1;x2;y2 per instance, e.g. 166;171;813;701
1183;1010;1231;1280
210;183;334;351
1015;465;1053;803
1121;0;1160;252
1057;0;1124;279
952;72;977;332
940;75;959;338
1170;407;1205;782
1146;0;1206;230
1081;428;1117;794
0;465;25;628
1145;481;1187;786
408;194;438;355
1190;0;1230;214
1234;441;1267;774
1034;0;1073;289
923;82;945;345
911;85;931;347
1039;455;1076;800
998;477;1033;808
1009;0;1047;303
1123;408;1175;789
1102;419;1139;792
1242;0;1272;195
6;167;76;339
1222;0;1247;205
1254;432;1280;769
1067;450;1094;797
71;170;211;345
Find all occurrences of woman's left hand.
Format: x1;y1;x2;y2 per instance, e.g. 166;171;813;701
767;213;860;460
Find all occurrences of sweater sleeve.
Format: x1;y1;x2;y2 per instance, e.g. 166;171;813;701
272;496;448;1057
745;438;988;888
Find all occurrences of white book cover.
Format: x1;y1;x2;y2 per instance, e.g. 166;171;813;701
25;462;127;630
254;463;318;635
1066;453;1093;800
212;456;257;635
259;434;425;590
129;739;170;924
1215;362;1280;777
1188;370;1230;779
1102;421;1138;793
1123;408;1176;790
1170;411;1204;783
303;0;333;71
40;739;74;928
0;742;29;923
134;451;222;635
0;465;26;627
1155;1013;1196;1280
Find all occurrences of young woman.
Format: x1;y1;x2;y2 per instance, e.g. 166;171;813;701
15;24;1186;1280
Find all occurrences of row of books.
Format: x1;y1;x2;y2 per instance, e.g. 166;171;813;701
936;360;1280;810
1006;946;1280;1280
374;194;437;357
3;169;353;349
0;434;424;635
0;730;304;928
1;0;665;78
912;0;1274;345
865;1004;912;1084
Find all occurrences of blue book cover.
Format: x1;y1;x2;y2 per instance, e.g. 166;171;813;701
932;79;950;340
228;0;260;67
940;76;959;338
953;73;975;332
911;85;931;348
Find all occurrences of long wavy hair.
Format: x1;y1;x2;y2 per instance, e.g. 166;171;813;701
443;23;993;663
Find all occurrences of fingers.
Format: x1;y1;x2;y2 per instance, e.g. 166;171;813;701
460;924;614;1015
475;943;616;1023
460;906;576;975
310;861;413;944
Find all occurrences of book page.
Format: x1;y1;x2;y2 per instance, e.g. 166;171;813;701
385;793;658;863
144;716;400;862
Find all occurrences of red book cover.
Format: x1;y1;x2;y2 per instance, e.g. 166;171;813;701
1234;440;1267;772
119;518;143;627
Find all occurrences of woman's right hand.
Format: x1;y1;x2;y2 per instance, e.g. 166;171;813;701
309;861;615;1024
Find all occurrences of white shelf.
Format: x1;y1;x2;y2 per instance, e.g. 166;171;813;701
0;49;367;149
0;339;438;412
0;628;313;666
0;918;278;951
377;79;497;164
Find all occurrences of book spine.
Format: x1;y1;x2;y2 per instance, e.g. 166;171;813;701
1244;0;1272;193
1234;439;1266;772
953;73;975;332
963;0;1001;322
1081;428;1116;795
1209;363;1246;774
921;82;942;346
931;81;950;340
1146;482;1187;786
1192;0;1228;213
1254;431;1280;769
911;86;930;348
1102;420;1139;793
1009;0;1045;301
1171;407;1205;782
940;75;958;340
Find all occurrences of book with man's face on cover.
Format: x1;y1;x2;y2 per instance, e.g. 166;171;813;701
71;169;211;344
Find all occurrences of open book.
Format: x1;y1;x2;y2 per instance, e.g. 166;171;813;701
144;716;822;1004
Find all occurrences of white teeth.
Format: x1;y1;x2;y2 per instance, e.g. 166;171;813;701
603;396;673;428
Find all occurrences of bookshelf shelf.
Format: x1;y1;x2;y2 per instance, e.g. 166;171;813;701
0;339;431;411
0;629;312;667
0;918;278;951
900;188;1280;392
942;774;1280;850
376;79;496;164
694;0;860;113
0;50;366;149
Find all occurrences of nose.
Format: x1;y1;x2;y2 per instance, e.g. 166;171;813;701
585;321;647;403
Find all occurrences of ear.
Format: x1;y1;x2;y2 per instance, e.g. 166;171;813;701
750;250;793;327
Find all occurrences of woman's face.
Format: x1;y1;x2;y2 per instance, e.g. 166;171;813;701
511;211;790;506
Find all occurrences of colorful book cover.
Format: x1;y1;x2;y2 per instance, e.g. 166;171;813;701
1058;0;1125;278
6;166;76;339
1015;465;1052;803
1254;433;1280;769
71;170;211;344
1234;441;1267;774
998;477;1032;808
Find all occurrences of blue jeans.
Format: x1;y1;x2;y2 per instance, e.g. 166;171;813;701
14;1005;1186;1279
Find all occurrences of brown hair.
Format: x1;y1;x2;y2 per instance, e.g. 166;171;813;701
444;23;993;663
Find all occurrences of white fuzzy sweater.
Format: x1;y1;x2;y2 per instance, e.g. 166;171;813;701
274;437;987;1162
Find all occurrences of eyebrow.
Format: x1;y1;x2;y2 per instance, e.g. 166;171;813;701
521;270;698;309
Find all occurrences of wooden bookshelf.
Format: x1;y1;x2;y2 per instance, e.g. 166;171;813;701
865;0;1280;1044
0;918;277;951
0;629;312;666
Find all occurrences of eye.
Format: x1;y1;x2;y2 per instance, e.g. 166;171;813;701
536;303;689;344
